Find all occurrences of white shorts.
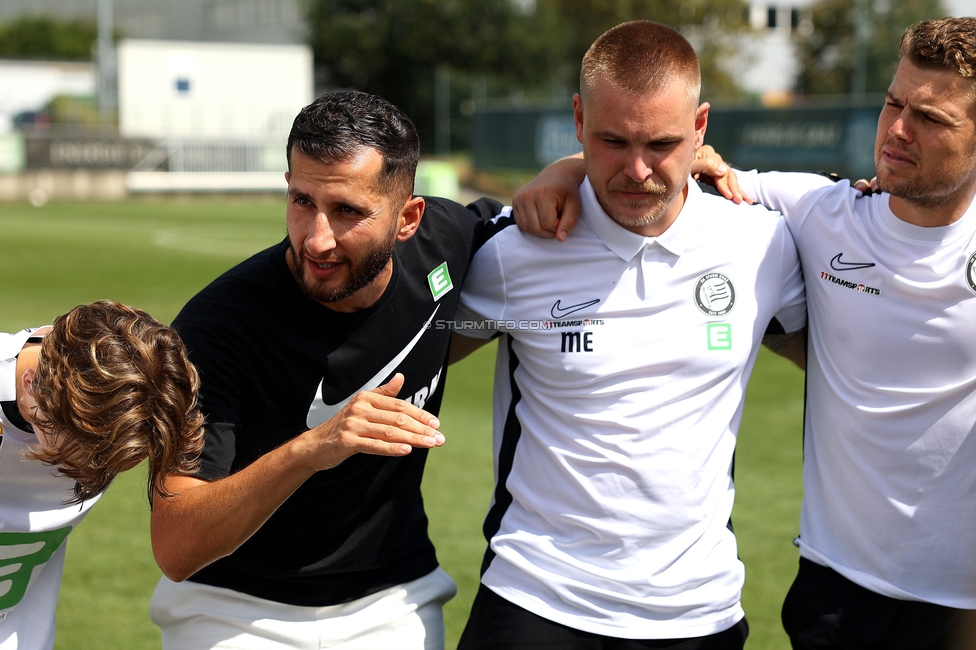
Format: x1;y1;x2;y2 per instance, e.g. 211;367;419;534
150;567;457;650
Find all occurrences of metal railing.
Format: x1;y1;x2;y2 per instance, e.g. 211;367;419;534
132;138;286;173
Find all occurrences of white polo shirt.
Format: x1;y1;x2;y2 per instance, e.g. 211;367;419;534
737;170;976;609
0;329;100;650
456;177;806;638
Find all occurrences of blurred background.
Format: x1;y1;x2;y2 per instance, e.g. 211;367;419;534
1;1;973;648
2;0;974;202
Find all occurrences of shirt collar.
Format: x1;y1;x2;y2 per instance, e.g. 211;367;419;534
579;176;699;261
1;328;39;402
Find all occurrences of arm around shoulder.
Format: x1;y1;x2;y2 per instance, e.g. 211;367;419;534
733;168;841;221
512;154;585;241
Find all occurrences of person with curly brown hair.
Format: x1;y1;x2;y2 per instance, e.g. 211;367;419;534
0;300;204;650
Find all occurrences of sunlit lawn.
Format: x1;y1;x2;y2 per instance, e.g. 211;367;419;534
0;198;804;649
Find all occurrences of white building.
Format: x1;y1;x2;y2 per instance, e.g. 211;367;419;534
115;39;312;191
736;1;814;99
737;0;976;98
117;39;312;140
0;60;95;131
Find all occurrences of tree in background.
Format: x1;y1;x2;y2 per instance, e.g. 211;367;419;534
306;0;563;151
305;0;752;152
538;0;751;101
0;15;97;60
792;0;946;96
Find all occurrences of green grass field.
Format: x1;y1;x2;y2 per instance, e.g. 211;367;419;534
0;198;804;649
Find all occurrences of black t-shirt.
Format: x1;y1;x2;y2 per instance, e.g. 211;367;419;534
172;197;502;606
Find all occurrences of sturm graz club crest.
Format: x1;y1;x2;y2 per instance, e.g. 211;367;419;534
695;273;735;316
967;252;976;294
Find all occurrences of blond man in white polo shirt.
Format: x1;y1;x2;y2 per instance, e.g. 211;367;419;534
515;17;976;650
451;21;806;649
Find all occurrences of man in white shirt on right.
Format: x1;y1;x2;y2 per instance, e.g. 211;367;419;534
517;16;976;649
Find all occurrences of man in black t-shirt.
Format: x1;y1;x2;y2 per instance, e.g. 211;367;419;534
149;90;502;650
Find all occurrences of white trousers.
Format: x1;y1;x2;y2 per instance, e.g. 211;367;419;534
150;567;457;650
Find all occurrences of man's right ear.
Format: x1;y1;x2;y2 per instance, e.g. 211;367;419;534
396;196;425;242
573;94;584;144
21;367;35;391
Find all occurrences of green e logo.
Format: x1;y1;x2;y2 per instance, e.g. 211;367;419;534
427;262;453;301
707;323;732;350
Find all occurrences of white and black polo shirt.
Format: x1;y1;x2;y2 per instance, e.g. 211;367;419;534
456;177;806;638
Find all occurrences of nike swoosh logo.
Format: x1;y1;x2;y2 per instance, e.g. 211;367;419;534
551;299;600;319
830;253;875;272
306;304;441;428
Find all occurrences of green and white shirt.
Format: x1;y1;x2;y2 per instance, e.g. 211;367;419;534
0;329;99;650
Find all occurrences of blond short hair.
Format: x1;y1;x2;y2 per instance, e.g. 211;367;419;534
580;20;701;104
29;301;205;503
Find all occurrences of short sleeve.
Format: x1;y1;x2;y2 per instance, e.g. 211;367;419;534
172;314;250;480
735;169;838;232
770;216;807;333
456;234;509;340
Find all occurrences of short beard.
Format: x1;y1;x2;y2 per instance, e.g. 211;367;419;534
875;139;976;210
289;238;395;305
600;178;674;228
877;175;956;209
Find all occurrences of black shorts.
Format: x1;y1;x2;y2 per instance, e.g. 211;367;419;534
458;583;749;650
782;557;965;650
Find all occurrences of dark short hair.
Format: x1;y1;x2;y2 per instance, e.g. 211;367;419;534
29;300;205;504
286;90;420;205
899;17;976;79
580;20;701;104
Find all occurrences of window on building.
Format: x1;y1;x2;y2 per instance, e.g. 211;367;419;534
215;0;298;28
119;12;166;38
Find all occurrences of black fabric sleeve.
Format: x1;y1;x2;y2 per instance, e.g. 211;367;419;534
423;195;506;266
172;316;250;481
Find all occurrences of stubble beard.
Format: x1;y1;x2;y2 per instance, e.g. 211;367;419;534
598;178;675;229
289;237;396;305
875;139;976;209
